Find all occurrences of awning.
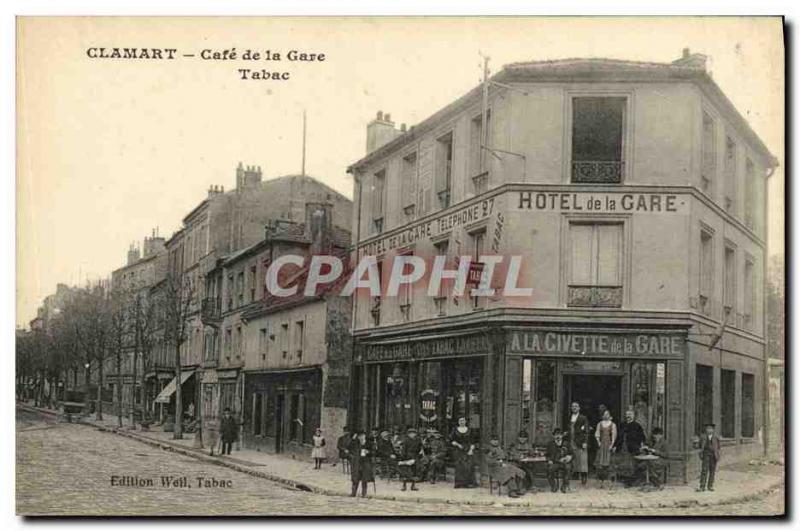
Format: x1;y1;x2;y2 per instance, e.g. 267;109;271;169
154;370;195;404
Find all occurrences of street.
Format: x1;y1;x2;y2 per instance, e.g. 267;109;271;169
16;408;784;516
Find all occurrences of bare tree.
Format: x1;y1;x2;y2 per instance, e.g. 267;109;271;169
160;270;194;440
108;288;131;428
133;292;157;422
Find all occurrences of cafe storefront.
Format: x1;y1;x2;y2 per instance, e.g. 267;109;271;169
352;324;690;482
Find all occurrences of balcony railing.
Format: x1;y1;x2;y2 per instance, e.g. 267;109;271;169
201;297;222;325
571;160;624;183
567;285;623;308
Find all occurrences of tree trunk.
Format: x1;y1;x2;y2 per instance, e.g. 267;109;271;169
96;358;104;421
174;341;183;440
116;352;123;428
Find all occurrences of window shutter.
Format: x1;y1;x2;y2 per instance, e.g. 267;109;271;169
597;224;622;285
569;224;593;285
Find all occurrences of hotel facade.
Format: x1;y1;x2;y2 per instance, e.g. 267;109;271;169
346;51;777;482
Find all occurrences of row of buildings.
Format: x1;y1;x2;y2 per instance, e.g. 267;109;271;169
28;49;780;481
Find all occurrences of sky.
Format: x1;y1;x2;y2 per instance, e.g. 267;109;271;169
16;17;784;328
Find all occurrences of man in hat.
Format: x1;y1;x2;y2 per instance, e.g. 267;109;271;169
348;429;375;497
485;434;527;498
220;407;238;455
545;428;573;493
507;430;534;490
423;427;447;484
398;426;423;491
697;422;721;492
337;425;352;467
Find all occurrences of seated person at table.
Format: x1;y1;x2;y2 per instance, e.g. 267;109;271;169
638;427;668;488
376;429;397;478
422;428;447;484
614;409;646;486
507;430;533;461
545;428;573;493
485;434;527;498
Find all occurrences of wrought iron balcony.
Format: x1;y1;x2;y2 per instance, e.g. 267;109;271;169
200;297;222;325
567;285;623;308
571;160;624;183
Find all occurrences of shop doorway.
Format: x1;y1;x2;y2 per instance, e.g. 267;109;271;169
274;394;285;454
562;373;622;471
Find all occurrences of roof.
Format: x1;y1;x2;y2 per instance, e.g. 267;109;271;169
348;56;778;173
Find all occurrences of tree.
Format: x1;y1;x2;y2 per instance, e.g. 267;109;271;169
108;288;131;428
71;284;111;420
160;270;194;440
133;292;157;421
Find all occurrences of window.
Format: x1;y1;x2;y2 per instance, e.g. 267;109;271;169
433;240;449;316
721;369;736;438
744;158;756;229
533;360;556;447
226;275;234;311
237;272;244;307
701;112;716;194
224;327;232;360
372;170;385;234
471;230;486;308
280;323;289;359
470;111;491;193
249;265;257;302
699;229;714;315
724;136;737;213
290;394;305;442
435;132;454;208
401;152;417;217
235;325;242;359
399;252;413;321
259;327;268;361
252;393;263;436
741;373;755;438
294;320;304;361
743;258;755;330
695;364;714;435
567;222;623;307
724;245;736;313
571;97;626;183
371;260;383;326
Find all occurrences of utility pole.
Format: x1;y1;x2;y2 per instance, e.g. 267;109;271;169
301;110;307;176
479;54;490;172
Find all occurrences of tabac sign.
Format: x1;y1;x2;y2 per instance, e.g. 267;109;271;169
363;333;490;362
509;331;686;359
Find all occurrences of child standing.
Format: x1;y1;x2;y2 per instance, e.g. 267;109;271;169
312;428;326;469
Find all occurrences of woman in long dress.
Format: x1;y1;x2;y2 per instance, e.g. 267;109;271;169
594;409;617;488
450;417;478;488
311;428;326;470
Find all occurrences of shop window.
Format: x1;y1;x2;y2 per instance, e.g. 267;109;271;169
720;369;736;438
701;111;716;194
571;96;625;183
630;362;666;435
699;229;714;315
695;364;714;435
568;222;623;307
444;358;482;437
533;360;556;447
435;132;454;208
522;359;533;431
252;393;263;436
372;170;385;235
741;373;755;438
418;361;442;431
724;245;736;314
384;363;411;431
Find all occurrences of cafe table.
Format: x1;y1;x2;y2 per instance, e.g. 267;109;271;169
516;456;548;490
634;453;660;488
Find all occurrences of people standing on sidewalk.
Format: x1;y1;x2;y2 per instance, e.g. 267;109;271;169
546;428;574;493
594;409;617;489
614;409;646;486
398;427;423;491
220;408;237;455
311;428;326;469
348;429;375;497
337;426;352;468
423;428;447;484
450;417;478;489
485;434;527;498
568;402;590;486
696;422;721;492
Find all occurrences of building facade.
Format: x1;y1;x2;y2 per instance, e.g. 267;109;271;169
346;51;777;482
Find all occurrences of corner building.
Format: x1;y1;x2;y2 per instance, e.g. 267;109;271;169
346;52;777;483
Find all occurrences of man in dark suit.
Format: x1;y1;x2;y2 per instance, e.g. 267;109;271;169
568;402;590;485
615;409;646;486
337;425;352;467
220;407;238;455
348;429;375;497
697;422;721;492
545;428;573;493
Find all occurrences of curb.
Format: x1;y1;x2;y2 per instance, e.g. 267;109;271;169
19;404;784;510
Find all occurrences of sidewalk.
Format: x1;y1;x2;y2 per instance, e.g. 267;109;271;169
20;403;784;510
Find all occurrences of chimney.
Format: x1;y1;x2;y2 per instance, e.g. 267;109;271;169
672;47;708;70
366;110;403;154
305;202;333;254
127;243;141;265
143;231;166;258
237;163;262;191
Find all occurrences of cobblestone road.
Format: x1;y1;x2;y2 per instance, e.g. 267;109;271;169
16;408;784;516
